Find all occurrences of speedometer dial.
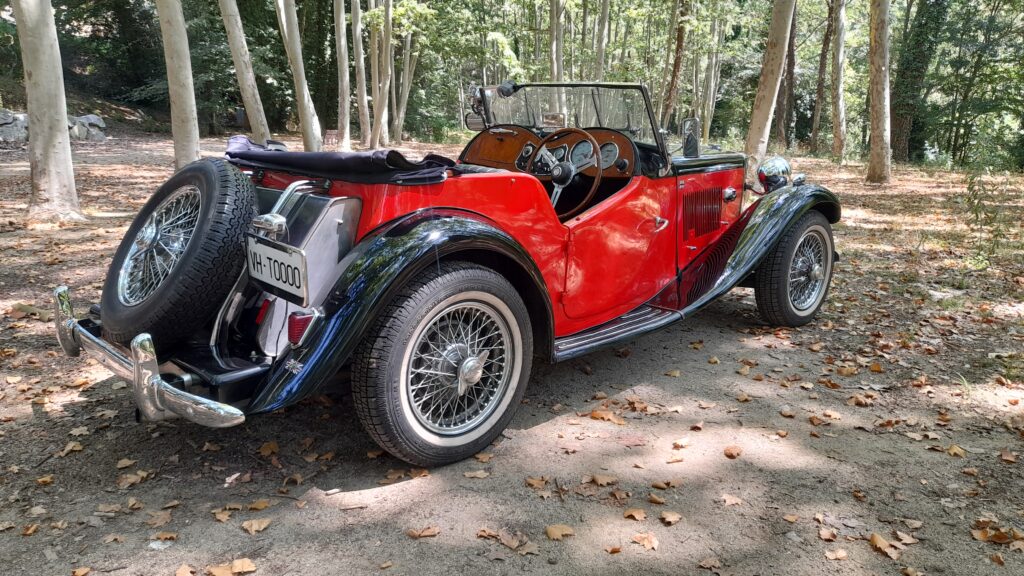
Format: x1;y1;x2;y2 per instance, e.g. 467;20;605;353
570;140;594;167
599;143;619;169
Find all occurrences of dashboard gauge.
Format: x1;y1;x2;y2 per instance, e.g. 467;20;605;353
570;140;594;167
599;142;619;169
549;145;567;162
515;144;535;171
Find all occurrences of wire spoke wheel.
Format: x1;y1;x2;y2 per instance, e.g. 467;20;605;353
404;297;515;436
117;186;202;306
788;229;827;311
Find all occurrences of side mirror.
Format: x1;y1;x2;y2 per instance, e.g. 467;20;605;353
464;112;486;131
757;157;792;193
680;117;701;158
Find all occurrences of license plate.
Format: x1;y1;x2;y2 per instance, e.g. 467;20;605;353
247;235;308;303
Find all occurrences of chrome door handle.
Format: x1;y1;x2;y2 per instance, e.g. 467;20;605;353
652;216;669;232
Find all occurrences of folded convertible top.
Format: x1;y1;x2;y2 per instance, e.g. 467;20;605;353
224;135;455;185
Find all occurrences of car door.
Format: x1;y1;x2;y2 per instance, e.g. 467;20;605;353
561;176;677;324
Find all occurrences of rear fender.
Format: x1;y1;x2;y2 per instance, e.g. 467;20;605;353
681;184;841;317
246;209;551;413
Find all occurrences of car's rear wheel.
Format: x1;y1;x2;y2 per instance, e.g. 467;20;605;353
352;262;533;467
754;210;834;327
100;158;256;349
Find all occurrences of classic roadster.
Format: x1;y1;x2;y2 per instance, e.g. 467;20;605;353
53;82;840;466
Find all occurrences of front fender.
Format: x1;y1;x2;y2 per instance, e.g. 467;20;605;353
682;183;841;317
246;208;549;413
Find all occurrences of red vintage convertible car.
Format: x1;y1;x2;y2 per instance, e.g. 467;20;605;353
53;82;839;466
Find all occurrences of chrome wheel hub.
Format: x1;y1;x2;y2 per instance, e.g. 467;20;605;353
788;230;828;311
405;299;513;435
117;186;202;307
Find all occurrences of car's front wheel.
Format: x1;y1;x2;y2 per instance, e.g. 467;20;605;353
754;210;835;327
351;262;533;466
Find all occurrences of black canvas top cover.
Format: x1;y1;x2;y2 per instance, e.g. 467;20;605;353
224;135;455;185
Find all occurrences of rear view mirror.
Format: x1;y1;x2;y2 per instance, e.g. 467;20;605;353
680;117;701;158
464;112;486;131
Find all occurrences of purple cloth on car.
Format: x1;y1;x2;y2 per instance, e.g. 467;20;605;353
224;135;455;185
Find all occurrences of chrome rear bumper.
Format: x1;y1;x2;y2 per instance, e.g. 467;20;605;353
52;286;245;428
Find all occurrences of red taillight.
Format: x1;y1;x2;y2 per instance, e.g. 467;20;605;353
287;312;315;346
254;299;271;325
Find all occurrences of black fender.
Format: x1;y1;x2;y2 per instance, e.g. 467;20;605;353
681;184;841;318
245;208;552;413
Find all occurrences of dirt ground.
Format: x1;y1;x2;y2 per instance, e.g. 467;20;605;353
1;135;1023;576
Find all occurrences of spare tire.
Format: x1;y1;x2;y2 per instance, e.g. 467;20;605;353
100;158;256;348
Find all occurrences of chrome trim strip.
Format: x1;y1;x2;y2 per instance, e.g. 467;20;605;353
553;305;680;360
52;286;245;428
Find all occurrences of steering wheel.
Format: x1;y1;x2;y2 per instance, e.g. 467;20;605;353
525;128;602;220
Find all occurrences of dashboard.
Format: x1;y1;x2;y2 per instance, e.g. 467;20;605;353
459;125;637;179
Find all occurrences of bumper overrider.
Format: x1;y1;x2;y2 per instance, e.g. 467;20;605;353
52;286;245;428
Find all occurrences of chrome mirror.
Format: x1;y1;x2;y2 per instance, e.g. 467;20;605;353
757;156;791;193
680;117;701;158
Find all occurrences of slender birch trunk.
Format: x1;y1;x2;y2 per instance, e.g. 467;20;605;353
743;0;796;182
154;0;200;168
334;0;351;150
594;0;609;81
352;0;371;146
218;0;271;145
369;0;392;148
660;0;690;127
810;0;835;155
831;0;847;162
866;0;892;183
11;0;83;222
274;0;322;151
391;33;418;143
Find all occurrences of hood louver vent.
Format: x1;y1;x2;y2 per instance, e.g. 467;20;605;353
683;187;722;239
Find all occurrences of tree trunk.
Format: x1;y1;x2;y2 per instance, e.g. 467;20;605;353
391;33;417;144
11;0;83;222
660;0;690;127
866;0;892;183
891;0;950;161
594;0;609;81
154;0;201;168
351;0;371;146
830;0;847;162
774;4;798;147
369;0;392;148
810;0;835;155
275;0;322;151
219;0;271;146
744;0;796;182
334;0;351;150
700;18;722;141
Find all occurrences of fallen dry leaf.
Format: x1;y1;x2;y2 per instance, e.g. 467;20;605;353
590;474;617;487
71;569;91;576
999;449;1017;464
525;476;548;489
632;532;658;550
145;510;171;528
174;565;195;576
623;508;646;521
116;458;136;469
463;469;489;479
605;545;621;554
819;528;837;541
723;445;743;459
648;493;666;505
783;514;800;523
258;441;278;457
825;548;848;560
869;532;901;560
660;511;681;526
545;524;574;541
241;518;271;535
474;453;494;463
35;474;53;486
590;409;625;425
151;531;177;541
947;444;966;458
720;493;742;506
406;526;440;539
247;499;271;511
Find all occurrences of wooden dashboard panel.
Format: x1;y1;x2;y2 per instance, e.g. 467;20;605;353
460;125;541;171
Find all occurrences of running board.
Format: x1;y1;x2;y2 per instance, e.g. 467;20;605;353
553;305;681;362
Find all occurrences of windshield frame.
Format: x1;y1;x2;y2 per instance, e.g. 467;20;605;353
475;82;669;164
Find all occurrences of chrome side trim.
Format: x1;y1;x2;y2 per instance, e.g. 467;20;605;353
553;305;680;361
52;286;245;428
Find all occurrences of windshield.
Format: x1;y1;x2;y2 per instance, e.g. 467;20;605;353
482;84;660;148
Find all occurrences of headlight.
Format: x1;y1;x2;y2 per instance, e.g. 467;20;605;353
757;156;791;193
